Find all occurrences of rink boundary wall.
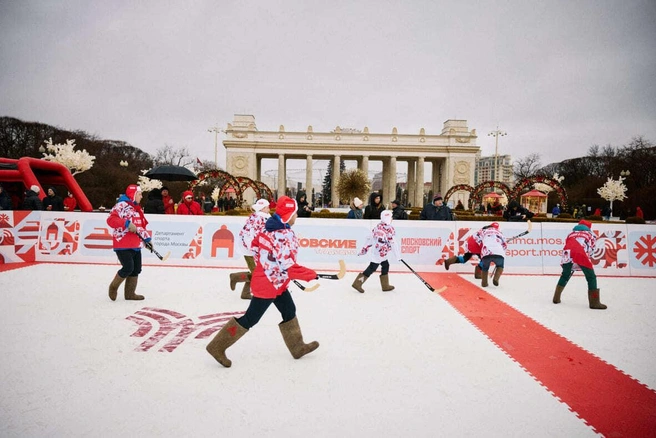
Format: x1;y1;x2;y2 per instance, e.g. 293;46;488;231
0;211;654;277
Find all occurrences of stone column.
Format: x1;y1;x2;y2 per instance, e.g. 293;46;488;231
416;157;425;207
277;154;286;198
331;155;340;207
361;155;369;182
440;158;450;200
305;155;313;198
388;156;397;205
407;159;416;208
432;160;441;196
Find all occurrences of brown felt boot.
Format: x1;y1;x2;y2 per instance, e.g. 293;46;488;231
124;276;144;300
279;316;319;359
474;265;482;279
444;256;459;270
492;268;504;286
108;273;125;301
351;273;369;293
229;272;250;291
481;271;489;287
588;289;607;310
552;285;565;304
380;274;395;291
240;282;252;300
206;317;248;367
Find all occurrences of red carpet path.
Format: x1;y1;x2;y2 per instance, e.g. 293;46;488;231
425;272;656;437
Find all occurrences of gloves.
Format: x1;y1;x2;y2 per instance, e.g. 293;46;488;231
127;222;137;233
145;241;154;252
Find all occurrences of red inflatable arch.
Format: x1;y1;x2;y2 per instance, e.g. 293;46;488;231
0;157;93;211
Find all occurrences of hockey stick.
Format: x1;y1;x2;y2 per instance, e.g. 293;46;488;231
400;259;447;294
293;280;320;292
506;220;533;243
138;234;170;261
316;259;346;279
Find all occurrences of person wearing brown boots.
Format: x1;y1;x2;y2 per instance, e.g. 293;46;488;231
352;210;401;293
206;196;319;368
230;199;271;299
478;222;507;288
553;220;606;309
444;223;498;279
106;184;150;301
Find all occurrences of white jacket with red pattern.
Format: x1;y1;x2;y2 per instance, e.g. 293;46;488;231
106;195;150;250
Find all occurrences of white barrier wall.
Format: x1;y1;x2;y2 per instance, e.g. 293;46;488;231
1;211;654;277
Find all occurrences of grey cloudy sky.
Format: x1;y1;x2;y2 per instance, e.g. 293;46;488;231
1;0;655;176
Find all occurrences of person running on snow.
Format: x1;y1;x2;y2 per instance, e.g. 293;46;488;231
553;219;606;309
352;210;401;293
230;199;271;299
479;222;507;287
444;223;499;279
206;196;319;368
106;184;152;301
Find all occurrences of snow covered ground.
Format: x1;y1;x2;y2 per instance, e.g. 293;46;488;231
1;263;655;437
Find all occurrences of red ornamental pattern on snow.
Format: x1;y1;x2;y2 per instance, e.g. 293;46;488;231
634;234;656;267
126;308;245;352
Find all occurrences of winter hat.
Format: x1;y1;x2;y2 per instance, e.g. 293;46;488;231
182;190;194;201
30;185;40;194
353;197;363;208
161;186;169;193
433;194;443;202
390;199;400;206
578;219;593;229
125;184;141;202
381;210;393;225
252;198;269;212
269;200;277;209
490;222;500;229
275;196;298;223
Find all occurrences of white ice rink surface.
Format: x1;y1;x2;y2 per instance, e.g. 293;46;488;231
1;263;655;437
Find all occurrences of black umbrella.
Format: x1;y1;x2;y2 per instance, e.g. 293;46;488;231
145;165;198;181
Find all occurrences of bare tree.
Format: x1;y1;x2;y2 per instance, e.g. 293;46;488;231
153;145;194;167
513;153;543;180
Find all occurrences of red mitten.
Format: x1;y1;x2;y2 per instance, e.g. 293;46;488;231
287;264;318;282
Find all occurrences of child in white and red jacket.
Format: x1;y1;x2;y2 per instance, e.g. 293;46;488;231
229;199;271;299
352;210;401;293
206;196;319;368
479;222;507;287
106;184;152;301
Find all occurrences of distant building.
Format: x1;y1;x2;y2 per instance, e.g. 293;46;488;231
475;154;514;186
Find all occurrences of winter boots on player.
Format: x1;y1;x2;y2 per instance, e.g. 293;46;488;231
481;270;489;287
230;272;250;291
380;274;395;291
206;317;249;367
279;316;319;359
352;273;369;293
444;256;459;270
474;265;482;279
108;273;125;301
588;289;607;310
240;282;252;300
492;268;504;286
124;276;144;300
552;285;565;304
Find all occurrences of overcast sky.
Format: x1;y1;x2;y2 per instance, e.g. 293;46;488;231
1;0;655;178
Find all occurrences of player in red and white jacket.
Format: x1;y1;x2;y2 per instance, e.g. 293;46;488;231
352;210;401;293
444;223;499;279
479;223;507;287
206;196;319;368
229;199;271;299
553;220;606;309
106;184;151;301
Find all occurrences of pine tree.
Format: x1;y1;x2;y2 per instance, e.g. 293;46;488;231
322;159;346;206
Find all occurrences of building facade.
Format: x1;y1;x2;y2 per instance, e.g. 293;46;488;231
475;154;514;186
223;114;480;207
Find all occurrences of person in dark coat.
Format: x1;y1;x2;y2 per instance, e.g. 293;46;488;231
296;191;313;218
22;185;43;210
363;192;385;220
144;188;166;214
390;200;408;220
419;195;454;221
504;200;534;222
42;186;64;211
0;184;12;210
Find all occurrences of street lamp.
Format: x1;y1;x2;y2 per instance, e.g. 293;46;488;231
620;170;630;177
487;126;507;182
207;125;221;168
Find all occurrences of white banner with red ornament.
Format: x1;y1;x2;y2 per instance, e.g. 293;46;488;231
0;211;654;277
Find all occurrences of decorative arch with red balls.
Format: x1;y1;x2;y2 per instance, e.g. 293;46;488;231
470;181;513;210
188;169;242;201
444;184;474;208
511;176;568;211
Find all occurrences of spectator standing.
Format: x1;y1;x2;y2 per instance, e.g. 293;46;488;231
63;191;77;211
0;184;12;210
296;191;313;218
161;186;175;214
347;197;364;219
22;185;43;210
419;195;454;221
636;206;644;219
363;192;385;220
144;188;165;214
176;190;203;215
390;199;408;220
552;204;561;217
601;205;611;221
42;187;64;211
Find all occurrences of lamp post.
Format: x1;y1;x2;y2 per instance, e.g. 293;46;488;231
487;126;507;183
207;125;221;168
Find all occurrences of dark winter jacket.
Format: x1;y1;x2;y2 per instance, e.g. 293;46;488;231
363;192;385;220
42;187;64;211
420;203;454;221
0;187;11;210
144;189;166;214
22;189;43;211
504;201;534;222
391;204;408;220
296;191;312;218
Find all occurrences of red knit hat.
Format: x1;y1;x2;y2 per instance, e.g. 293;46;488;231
275;196;298;223
125;184;141;202
490;222;500;229
579;219;593;229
